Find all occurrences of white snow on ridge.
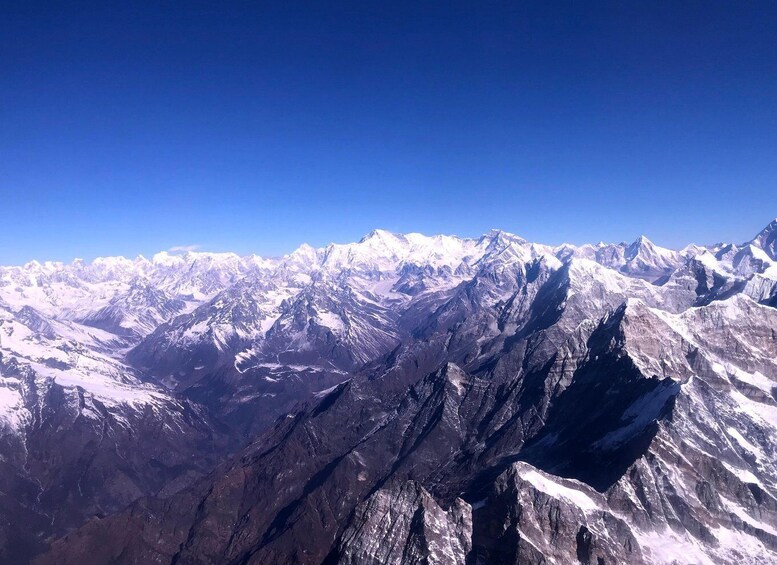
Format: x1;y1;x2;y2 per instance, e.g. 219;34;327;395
0;307;171;412
515;465;600;512
0;224;774;434
0;379;28;432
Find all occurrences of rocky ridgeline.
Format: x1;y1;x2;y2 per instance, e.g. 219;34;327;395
0;221;775;563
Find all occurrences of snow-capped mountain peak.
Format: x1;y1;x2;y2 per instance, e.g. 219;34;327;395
750;217;777;259
3;220;777;564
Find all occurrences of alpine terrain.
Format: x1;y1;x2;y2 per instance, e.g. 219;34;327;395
1;220;776;564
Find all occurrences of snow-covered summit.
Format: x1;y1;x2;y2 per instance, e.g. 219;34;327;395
3;222;775;332
750;217;777;259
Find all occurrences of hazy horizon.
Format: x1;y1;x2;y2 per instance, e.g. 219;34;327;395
3;217;776;267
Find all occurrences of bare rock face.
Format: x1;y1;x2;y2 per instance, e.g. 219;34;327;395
2;221;777;564
471;462;644;565
332;481;471;565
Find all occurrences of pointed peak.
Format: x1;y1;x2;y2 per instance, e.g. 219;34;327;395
752;217;777;239
750;217;777;259
285;243;319;267
483;228;510;238
625;235;653;258
633;235;653;246
359;228;400;243
288;242;317;258
680;243;705;254
480;229;525;245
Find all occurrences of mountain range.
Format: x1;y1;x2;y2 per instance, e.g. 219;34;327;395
1;220;776;564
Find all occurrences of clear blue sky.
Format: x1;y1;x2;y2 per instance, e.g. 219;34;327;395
2;1;777;263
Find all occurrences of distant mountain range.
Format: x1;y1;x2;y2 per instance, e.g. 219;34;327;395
1;220;776;564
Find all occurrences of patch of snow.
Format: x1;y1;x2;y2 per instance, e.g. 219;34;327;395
313;383;345;398
517;466;600;512
315;309;346;334
720;497;777;537
727;427;764;458
635;528;716;565
721;461;761;485
0;380;28;432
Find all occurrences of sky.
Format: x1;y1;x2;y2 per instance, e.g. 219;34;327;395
2;1;777;264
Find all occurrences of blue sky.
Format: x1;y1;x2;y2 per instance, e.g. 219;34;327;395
2;2;777;264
